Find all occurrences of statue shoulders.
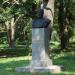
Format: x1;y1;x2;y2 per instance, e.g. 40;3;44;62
32;18;50;28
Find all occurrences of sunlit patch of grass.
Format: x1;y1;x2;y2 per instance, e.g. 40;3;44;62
0;56;32;64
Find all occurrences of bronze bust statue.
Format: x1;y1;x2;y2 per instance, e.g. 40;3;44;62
32;9;51;28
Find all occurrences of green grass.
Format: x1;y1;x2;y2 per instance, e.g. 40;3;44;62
0;52;75;75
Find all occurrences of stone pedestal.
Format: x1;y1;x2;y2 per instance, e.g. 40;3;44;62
31;28;52;67
16;28;61;73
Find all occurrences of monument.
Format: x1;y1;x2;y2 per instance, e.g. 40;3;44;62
16;9;61;73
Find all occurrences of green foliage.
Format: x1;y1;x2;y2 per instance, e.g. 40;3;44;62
15;17;32;52
0;0;40;48
0;0;75;51
0;0;39;22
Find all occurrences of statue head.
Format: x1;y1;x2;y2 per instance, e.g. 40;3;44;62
37;9;44;18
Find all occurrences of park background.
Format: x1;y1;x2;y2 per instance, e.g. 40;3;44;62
0;0;75;75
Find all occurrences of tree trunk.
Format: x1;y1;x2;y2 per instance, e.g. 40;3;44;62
10;18;15;47
5;18;15;48
42;0;55;40
58;0;66;49
58;0;69;50
5;21;12;48
43;0;55;22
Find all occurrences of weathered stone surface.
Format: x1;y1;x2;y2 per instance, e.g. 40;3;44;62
16;28;61;73
16;65;61;73
31;28;52;67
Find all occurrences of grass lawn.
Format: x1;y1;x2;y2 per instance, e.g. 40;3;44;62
0;52;75;75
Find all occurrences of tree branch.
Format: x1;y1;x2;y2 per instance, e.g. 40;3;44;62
14;14;24;25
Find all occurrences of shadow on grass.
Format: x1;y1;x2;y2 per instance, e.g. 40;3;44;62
0;48;31;58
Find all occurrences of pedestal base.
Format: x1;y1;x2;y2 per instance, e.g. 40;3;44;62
16;65;61;73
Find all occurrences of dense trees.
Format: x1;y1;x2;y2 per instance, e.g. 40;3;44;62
0;0;38;48
58;0;74;49
0;0;75;51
